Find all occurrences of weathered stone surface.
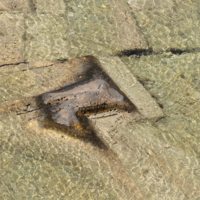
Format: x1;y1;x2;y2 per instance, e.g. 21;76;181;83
125;0;174;11
87;52;200;199
109;0;147;50
0;13;25;66
24;13;69;62
127;0;200;52
121;53;200;120
35;0;66;14
0;58;90;103
24;0;147;62
92;116;188;199
0;61;54;73
99;57;163;119
119;54;200;199
1;0;200;199
0;112;143;200
0;0;29;11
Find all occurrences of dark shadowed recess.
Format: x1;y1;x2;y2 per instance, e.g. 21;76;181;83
40;56;137;149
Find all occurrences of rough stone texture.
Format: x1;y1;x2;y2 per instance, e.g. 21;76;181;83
24;0;147;62
121;53;200;120
24;13;70;62
0;0;30;11
125;0;174;11
126;0;200;52
99;57;163;119
109;0;147;50
0;58;93;103
0;113;143;200
166;53;200;93
0;0;200;199
35;0;66;14
120;53;200;198
92;116;188;199
89;52;200;199
0;13;25;66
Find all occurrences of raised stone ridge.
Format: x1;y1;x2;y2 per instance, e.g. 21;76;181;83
99;57;164;119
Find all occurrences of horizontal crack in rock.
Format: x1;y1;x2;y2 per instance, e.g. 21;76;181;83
115;47;200;57
0;62;28;68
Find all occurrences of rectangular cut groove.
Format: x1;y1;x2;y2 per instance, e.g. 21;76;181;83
99;57;164;119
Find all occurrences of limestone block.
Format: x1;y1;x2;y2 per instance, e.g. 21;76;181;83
24;13;69;62
92;116;188;199
121;53;200;122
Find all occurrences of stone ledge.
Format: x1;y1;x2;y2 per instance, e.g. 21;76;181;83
99;56;164;119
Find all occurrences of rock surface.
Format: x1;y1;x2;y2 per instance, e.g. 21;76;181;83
0;0;200;199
